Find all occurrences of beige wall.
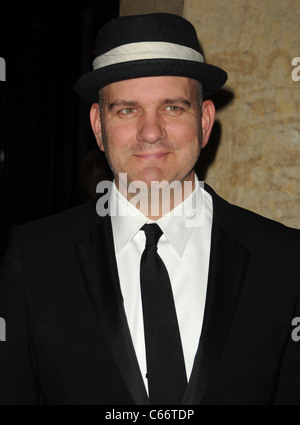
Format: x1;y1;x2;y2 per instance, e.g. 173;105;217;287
120;0;300;229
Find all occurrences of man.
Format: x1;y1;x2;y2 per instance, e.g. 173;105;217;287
0;13;300;405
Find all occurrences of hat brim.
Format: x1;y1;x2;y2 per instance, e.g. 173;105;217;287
74;59;227;102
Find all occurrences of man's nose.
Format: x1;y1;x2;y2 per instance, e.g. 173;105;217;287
136;112;167;144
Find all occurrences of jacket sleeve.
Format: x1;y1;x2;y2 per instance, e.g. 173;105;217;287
275;279;300;405
0;228;39;405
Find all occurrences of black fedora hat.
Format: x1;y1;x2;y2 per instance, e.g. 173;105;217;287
74;13;227;102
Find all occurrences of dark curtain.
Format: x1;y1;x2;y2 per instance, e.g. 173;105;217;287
0;2;119;259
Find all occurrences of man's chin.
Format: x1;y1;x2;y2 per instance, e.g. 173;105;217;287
115;171;193;192
117;171;167;188
127;178;177;192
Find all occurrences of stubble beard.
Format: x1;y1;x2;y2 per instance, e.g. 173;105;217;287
100;121;203;217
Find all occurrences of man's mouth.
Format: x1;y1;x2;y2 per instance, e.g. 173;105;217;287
133;152;171;160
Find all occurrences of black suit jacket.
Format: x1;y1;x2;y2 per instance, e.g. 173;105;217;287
0;185;300;405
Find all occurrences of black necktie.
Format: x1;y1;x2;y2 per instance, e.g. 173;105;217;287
140;224;187;405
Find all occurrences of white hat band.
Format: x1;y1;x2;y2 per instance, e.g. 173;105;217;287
93;41;205;70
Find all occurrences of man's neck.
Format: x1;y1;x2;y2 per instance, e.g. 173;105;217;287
116;174;196;220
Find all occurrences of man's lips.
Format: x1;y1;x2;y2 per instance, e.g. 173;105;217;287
133;152;171;160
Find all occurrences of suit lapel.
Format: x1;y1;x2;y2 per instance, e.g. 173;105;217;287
74;187;249;406
183;197;250;405
74;215;149;405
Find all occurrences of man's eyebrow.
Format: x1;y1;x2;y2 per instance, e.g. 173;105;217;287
161;98;192;107
107;97;192;111
108;100;139;111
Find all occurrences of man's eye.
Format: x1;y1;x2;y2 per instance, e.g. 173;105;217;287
120;108;137;115
166;106;181;112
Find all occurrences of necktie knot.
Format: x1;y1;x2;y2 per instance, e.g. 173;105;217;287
141;224;163;247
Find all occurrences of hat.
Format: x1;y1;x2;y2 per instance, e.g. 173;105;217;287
74;13;227;102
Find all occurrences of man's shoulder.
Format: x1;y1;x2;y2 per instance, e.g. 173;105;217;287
16;200;103;244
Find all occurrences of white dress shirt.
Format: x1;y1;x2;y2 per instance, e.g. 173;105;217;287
109;177;213;392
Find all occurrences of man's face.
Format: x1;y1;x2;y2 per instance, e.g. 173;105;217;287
90;76;215;190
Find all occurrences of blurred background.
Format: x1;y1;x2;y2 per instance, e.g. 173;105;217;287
1;0;300;260
0;2;117;258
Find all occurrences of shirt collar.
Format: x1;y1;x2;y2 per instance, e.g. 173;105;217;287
109;177;213;257
109;183;148;254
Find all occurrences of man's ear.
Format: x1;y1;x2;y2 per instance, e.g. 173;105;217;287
201;100;216;149
90;103;104;151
